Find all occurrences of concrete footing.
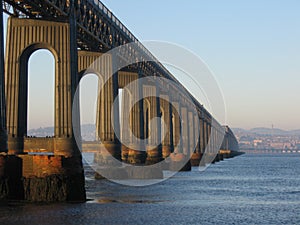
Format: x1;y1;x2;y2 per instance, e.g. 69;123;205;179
127;149;147;164
0;154;86;202
121;145;129;162
162;145;172;159
190;152;203;166
146;146;162;165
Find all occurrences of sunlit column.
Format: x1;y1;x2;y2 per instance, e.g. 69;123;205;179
127;71;145;164
96;54;121;160
172;101;181;153
199;115;205;154
144;84;162;164
181;106;188;154
188;110;194;156
194;113;199;154
160;96;172;158
207;122;212;153
190;111;202;166
203;119;208;153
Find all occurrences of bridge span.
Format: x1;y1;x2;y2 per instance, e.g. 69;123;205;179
0;0;242;202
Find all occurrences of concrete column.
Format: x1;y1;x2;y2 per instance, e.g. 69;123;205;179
169;101;174;153
120;88;131;161
127;71;146;164
199;117;204;153
0;6;7;153
117;71;140;162
188;110;194;156
194;113;200;154
181;107;188;154
203;120;208;153
66;2;80;156
144;85;162;164
207;122;212;153
172;101;181;153
191;112;201;166
160;96;172;158
212;126;216;153
95;54;121;160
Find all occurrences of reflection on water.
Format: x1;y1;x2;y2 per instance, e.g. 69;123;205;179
0;154;300;225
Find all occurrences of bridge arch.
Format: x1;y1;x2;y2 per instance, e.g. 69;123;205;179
19;43;58;137
26;49;56;136
5;17;78;155
78;72;101;141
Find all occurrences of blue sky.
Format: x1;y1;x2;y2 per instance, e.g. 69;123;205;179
100;0;300;130
3;1;300;130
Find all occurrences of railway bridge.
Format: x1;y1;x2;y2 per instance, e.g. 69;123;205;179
0;0;241;201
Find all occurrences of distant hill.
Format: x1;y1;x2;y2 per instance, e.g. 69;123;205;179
290;129;300;135
27;125;300;139
28;124;96;141
250;127;287;135
28;127;54;137
232;127;300;136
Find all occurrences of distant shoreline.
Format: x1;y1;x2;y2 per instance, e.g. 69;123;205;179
241;149;300;154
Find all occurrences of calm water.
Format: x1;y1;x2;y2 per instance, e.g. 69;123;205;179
0;154;299;225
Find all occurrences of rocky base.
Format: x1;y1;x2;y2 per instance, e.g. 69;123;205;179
23;173;86;202
190;153;203;166
0;154;86;202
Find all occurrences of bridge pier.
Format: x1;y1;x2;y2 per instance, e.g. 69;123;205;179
188;110;195;155
117;71;141;163
143;84;162;165
78;51;121;165
167;99;191;171
1;17;85;202
171;101;181;153
126;71;147;164
160;96;173;159
93;54;121;164
191;112;202;166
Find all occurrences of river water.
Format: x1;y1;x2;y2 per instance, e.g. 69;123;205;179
0;154;299;225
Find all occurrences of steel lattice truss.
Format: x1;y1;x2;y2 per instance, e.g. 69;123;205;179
2;0;206;113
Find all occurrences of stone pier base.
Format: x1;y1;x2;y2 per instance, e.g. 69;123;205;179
121;145;129;162
0;155;23;200
168;153;191;171
190;152;203;166
162;145;172;159
0;154;85;202
146;146;162;165
127;149;147;164
212;154;220;163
